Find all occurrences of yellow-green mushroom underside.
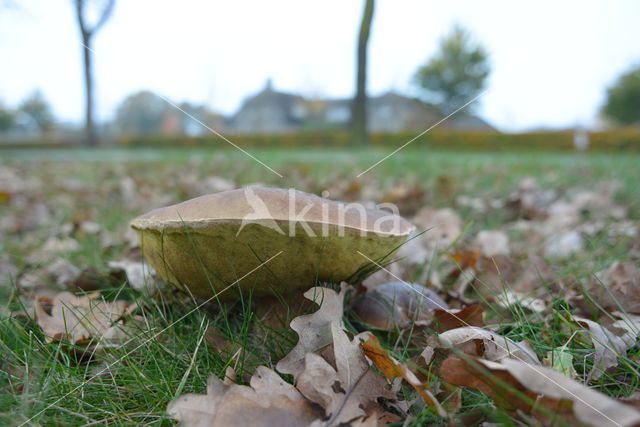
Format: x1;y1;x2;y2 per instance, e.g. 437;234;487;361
131;187;414;300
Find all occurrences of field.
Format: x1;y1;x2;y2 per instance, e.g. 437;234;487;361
1;146;639;426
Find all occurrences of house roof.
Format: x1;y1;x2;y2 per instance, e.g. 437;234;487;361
230;82;495;133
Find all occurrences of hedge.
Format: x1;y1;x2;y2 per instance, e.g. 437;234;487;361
2;129;640;151
116;129;640;151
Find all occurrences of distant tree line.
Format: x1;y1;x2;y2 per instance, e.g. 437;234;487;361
602;64;640;126
0;91;54;134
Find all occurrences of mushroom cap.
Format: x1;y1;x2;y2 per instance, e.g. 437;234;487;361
131;187;414;300
132;187;413;236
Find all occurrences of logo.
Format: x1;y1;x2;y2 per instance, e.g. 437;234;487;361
236;187;404;237
236;186;286;236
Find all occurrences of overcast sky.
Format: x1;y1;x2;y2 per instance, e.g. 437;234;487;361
1;0;639;131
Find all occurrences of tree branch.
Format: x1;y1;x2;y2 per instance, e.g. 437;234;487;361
90;0;115;34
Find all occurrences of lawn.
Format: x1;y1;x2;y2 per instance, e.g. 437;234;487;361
1;146;639;425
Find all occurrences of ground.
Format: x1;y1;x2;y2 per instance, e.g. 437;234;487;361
1;147;639;425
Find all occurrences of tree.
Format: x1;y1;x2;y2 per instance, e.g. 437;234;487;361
115;91;171;135
414;25;490;114
0;103;15;132
74;0;116;146
350;0;374;145
602;64;640;126
19;91;54;132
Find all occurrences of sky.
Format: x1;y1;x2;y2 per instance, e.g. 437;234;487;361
1;0;639;132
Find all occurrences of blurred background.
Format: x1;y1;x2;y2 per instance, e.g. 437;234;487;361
1;0;639;149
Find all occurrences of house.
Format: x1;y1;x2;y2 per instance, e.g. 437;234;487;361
229;80;494;134
368;92;445;133
230;79;307;134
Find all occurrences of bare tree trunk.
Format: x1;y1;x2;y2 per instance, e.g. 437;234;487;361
81;34;96;146
74;0;115;147
351;0;374;146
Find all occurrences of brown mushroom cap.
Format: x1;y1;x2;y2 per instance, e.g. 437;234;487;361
131;187;414;300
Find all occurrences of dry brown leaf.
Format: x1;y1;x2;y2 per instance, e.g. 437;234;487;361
276;284;348;378
379;183;426;215
253;288;313;331
441;356;640;426
360;333;446;417
590;261;640;314
34;291;137;348
450;248;481;270
421;326;540;366
347;407;402;426
472;254;521;294
296;323;395;425
474;230;510;257
26;236;80;265
612;311;640;343
506;176;557;220
432;304;485;332
204;325;235;354
494;290;546;313
574;316;635;381
350;281;448;330
412;207;462;250
222;366;236;386
167;366;323;427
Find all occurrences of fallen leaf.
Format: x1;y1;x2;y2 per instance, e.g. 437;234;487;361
204;325;235;354
441;356;640;426
26;237;80;265
470;254;521;295
350;281;448;330
253;288;313;332
544;347;577;379
18;259;81;292
108;260;159;294
68;267;115;292
506;176;557;220
296;323;396;425
590;261;640;314
421;326;540;366
167;366;323;427
0;190;12;203
276;284;348;378
412;207;462;250
494;289;546;313
222;366;236;386
612;311;640;343
450;248;481;270
474;230;510;257
574;316;635;381
544;230;584;259
360;333;446;416
34;292;138;348
432;304;485;332
45;259;81;288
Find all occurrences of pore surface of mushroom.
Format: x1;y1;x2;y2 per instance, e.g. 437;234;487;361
131;187;414;300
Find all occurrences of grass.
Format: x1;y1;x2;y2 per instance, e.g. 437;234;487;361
1;146;639;425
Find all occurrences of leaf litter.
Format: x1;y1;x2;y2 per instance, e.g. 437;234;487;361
2;162;640;425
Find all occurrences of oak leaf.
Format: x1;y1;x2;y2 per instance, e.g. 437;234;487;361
34;291;137;348
276;284;348;378
167;366;323;427
296;323;396;425
441;356;640;426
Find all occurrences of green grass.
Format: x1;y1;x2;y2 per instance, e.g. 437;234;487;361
1;147;639;425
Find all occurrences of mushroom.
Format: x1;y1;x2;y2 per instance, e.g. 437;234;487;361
131;187;414;300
